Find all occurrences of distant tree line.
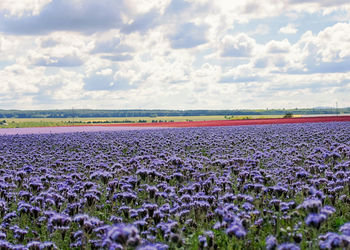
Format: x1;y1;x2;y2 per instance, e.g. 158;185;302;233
0;108;348;118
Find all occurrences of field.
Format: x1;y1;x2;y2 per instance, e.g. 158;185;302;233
0;115;288;128
95;116;350;128
0;121;350;249
1;115;349;130
1;116;349;135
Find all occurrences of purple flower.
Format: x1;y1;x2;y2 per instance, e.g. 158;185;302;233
0;240;12;249
318;232;350;249
84;193;99;206
340;222;350;236
27;241;42;249
198;235;207;248
266;235;277;250
48;213;71;232
11;226;28;241
83;217;104;234
73;214;90;226
0;200;7;216
298;198;322;213
90;171;112;184
0;232;6;240
277;242;300;250
305;213;327;229
102;224;141;248
137;243;169;250
320;205;336;218
225;224;246;239
180;194;192;203
242;202;254;211
170;233;181;244
143;204;158;217
2;211;17;223
146;186;159;199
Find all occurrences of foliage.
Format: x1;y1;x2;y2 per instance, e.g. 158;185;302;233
283;113;293;118
0;107;349;119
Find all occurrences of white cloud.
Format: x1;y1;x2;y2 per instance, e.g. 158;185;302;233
0;0;350;109
50;69;84;101
0;0;128;35
249;24;270;35
220;63;265;83
290;22;350;73
92;35;134;54
0;64;46;96
125;0;170;14
220;33;256;57
0;34;22;61
314;22;350;61
0;0;51;17
24;32;92;67
96;68;113;76
266;39;291;53
279;24;298;34
168;22;209;49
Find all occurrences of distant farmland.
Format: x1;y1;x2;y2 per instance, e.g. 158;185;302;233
0;115;288;128
1;114;349;129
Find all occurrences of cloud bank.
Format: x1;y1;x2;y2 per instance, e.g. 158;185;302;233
0;0;349;109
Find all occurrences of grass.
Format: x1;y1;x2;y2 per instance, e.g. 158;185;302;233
0;115;289;128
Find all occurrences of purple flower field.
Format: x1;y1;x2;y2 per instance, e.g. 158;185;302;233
0;122;349;249
0;126;161;136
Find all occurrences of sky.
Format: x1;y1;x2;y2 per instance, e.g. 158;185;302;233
0;0;350;110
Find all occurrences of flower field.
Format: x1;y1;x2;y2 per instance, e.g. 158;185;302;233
0;121;350;249
2;116;350;136
99;115;350;128
0;126;160;136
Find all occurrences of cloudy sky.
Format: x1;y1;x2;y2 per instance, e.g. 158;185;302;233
0;0;350;110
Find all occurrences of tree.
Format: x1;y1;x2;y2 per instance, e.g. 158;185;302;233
283;112;293;118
